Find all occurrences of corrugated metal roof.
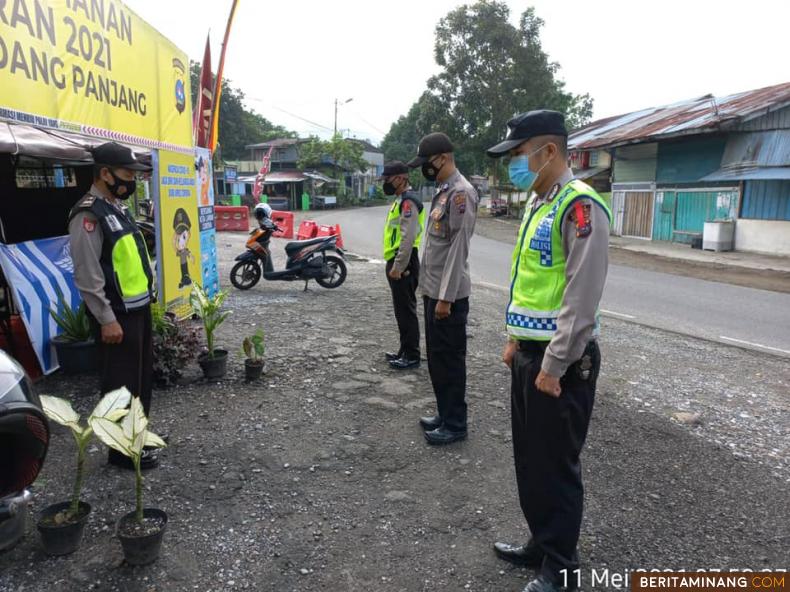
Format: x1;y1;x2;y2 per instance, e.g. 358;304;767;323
700;130;790;181
573;166;610;180
569;82;790;150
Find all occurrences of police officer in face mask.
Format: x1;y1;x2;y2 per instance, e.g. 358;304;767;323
381;161;426;370
487;111;611;592
407;133;478;446
68;142;158;470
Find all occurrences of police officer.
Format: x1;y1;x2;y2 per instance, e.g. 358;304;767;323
381;161;425;370
487;111;611;592
407;133;478;445
68;142;158;470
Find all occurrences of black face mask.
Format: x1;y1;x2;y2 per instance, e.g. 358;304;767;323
421;158;442;182
108;170;136;200
383;180;397;196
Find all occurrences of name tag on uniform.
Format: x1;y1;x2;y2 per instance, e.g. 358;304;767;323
106;215;123;233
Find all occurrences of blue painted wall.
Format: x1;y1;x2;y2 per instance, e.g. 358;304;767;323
656;137;727;184
741;180;790;221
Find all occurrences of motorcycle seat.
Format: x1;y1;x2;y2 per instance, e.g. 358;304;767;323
284;236;334;254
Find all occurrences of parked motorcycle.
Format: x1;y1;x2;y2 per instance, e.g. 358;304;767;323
230;220;347;291
0;350;50;551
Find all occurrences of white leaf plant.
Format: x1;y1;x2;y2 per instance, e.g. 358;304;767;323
89;392;166;523
40;388;132;518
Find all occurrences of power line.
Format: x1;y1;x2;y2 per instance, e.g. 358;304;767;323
245;96;333;132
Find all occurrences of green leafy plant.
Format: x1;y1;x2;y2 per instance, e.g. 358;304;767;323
50;291;91;343
89;390;166;524
151;303;199;386
189;285;231;359
39;389;132;518
242;329;265;363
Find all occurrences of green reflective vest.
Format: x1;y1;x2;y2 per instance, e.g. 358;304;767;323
507;179;611;340
382;193;425;261
70;195;154;313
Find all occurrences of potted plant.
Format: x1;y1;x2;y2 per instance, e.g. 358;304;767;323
151;303;199;387
50;291;97;374
190;285;231;379
242;329;265;381
37;389;131;555
89;391;167;566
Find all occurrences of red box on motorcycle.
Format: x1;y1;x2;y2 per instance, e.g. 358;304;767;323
297;220;318;240
316;224;344;249
271;211;294;239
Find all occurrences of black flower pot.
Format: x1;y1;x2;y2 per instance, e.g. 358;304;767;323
37;501;91;556
116;508;168;566
197;349;228;379
52;337;97;375
244;359;265;381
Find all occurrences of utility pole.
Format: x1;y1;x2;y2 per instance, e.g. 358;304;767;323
334;97;353;136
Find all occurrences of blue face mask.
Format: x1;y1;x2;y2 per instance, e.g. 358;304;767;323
508;145;550;191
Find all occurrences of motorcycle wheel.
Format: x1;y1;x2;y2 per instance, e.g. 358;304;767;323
316;255;347;289
230;260;261;290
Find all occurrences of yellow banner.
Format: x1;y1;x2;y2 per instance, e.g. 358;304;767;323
156;149;201;318
0;0;192;149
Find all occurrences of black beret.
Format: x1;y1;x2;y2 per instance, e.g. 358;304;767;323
487;110;567;158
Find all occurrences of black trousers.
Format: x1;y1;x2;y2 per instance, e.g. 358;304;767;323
510;340;600;584
385;249;420;361
91;307;153;416
423;295;468;432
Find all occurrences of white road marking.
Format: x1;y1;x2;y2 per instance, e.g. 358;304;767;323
476;281;508;293
601;309;637;320
719;336;790;355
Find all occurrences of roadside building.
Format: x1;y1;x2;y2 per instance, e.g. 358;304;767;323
569;82;790;255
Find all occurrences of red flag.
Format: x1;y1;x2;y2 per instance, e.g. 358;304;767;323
193;35;213;148
208;0;240;152
252;145;273;200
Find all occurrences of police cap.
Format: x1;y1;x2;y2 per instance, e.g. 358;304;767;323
173;208;191;233
377;160;410;180
407;132;454;168
92;142;152;171
486;110;567;158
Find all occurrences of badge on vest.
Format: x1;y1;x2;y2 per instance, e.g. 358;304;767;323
105;215;123;233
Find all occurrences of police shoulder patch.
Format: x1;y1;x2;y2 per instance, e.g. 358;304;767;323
402;200;413;218
569;200;592;238
453;192;467;214
82;217;96;233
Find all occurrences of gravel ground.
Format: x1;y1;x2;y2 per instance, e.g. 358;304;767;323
1;232;787;592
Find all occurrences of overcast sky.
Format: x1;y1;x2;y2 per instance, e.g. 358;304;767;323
126;0;788;144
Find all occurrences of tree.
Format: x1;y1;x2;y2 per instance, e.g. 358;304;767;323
189;63;296;160
297;134;368;176
382;2;593;176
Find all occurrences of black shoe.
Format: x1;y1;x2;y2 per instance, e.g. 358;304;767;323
424;426;467;445
389;357;420;370
523;575;566;592
384;351;402;362
493;541;544;568
108;448;160;470
419;415;442;431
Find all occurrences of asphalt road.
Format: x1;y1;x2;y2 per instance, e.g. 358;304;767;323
302;205;790;356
